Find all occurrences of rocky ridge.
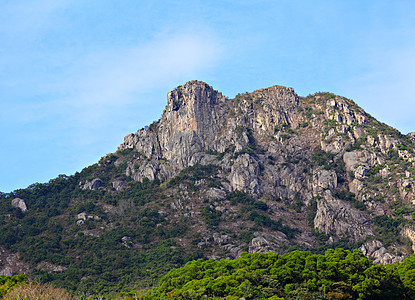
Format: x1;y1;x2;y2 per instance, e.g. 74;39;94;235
110;80;415;262
1;80;415;291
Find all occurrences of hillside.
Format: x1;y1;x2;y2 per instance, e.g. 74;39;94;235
1;80;415;295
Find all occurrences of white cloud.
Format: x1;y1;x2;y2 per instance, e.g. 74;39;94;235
57;31;222;128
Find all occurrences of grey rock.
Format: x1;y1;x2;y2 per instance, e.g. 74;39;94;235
212;233;231;244
112;180;126;192
76;212;101;221
36;262;67;273
359;240;404;264
109;80;415;261
312;169;337;194
249;236;270;253
314;191;373;241
81;178;104;190
0;246;30;276
206;188;226;200
11;198;27;212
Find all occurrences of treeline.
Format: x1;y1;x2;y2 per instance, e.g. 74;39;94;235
139;248;415;300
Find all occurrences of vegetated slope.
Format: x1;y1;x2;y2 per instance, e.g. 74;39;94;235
143;249;415;300
1;80;415;295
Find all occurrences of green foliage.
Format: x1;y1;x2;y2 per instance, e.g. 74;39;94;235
168;164;220;188
202;206;221;228
248;211;299;239
315;92;337;99
334;190;366;211
144;249;413;299
373;215;404;247
304;106;313;119
367;164;386;178
312;149;335;168
0;275;28;297
206;148;230;160
0;168;198;296
238;231;255;244
226;191;268;211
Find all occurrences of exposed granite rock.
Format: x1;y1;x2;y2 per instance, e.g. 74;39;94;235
81;178;104;190
229;154;260;193
118;81;300;192
11;198;27;212
312;169;337;195
212;233;231;244
314;191;373;241
359;240;404;264
343;150;374;179
76;212;101;225
205;188;227;201
36;262;67;273
112;180;126;192
110;80;415;261
402;226;415;253
0;246;30;276
248;232;289;253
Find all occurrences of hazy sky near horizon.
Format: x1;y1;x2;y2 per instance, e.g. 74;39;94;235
1;0;415;192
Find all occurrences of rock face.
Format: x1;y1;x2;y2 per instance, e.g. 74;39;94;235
313;191;373;242
0;246;30;276
11;198;27;212
120;81;302;194
359;240;404;264
111;80;415;262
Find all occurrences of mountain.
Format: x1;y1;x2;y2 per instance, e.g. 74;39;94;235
1;80;415;295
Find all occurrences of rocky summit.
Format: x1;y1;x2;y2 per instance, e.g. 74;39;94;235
1;80;415;294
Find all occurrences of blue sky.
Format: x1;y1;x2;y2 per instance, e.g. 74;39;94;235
1;0;415;192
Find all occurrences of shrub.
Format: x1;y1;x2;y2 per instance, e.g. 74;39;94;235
3;281;76;300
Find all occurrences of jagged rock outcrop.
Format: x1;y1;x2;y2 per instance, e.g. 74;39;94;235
111;80;415;260
359;240;404;264
313;191;373;241
118;81;302;194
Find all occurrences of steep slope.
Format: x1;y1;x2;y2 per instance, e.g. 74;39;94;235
1;80;415;294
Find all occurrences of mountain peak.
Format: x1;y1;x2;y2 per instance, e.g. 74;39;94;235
4;81;415;294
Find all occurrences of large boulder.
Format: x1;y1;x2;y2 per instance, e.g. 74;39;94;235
11;198;27;212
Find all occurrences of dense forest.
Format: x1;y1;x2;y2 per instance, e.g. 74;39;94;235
141;249;415;299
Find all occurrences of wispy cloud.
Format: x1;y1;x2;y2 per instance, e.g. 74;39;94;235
2;29;223;143
57;31;222;127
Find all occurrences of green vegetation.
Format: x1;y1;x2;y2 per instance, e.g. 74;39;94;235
334;190;366;211
312;149;335;168
0;275;28;298
0;163;206;295
226;191;300;239
143;249;415;299
373;215;405;248
3;281;77;300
